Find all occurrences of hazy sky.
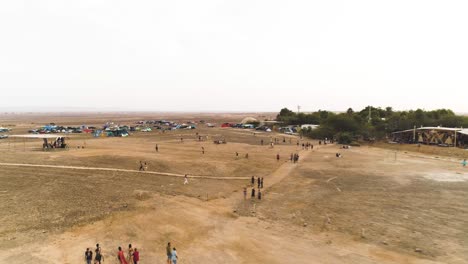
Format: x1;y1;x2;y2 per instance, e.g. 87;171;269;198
1;1;467;112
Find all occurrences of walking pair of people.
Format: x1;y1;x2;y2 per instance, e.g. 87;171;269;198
85;244;104;264
166;242;179;264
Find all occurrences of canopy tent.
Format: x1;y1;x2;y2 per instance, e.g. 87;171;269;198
9;134;69;139
7;134;71;150
391;127;466;148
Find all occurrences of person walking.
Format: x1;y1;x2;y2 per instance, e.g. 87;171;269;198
171;247;178;264
462;159;467;167
117;247;128;264
202;146;205;154
276;153;280;162
166;242;172;264
155;144;159;152
257;177;261;189
85;248;93;264
127;244;134;264
133;248;140;264
94;244;103;264
139;161;144;171
184;174;189;185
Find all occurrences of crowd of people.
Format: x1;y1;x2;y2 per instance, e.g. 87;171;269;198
84;242;181;264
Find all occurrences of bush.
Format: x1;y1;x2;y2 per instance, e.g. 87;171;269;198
335;132;353;144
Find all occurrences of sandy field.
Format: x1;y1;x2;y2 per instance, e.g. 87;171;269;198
0;113;467;264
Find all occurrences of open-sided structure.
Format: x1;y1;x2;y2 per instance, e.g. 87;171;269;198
391;127;468;148
9;134;70;150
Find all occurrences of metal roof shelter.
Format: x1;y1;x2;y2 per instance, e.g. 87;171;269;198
6;134;72;151
458;129;468;136
9;134;69;139
391;126;467;148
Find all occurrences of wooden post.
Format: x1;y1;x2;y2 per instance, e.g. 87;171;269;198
454;130;457;148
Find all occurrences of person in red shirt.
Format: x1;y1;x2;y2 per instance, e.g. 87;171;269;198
133;248;140;264
118;247;128;264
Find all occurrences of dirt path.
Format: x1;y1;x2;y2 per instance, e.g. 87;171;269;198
0;162;249;180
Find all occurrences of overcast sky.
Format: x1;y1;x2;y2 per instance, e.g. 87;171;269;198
1;1;467;113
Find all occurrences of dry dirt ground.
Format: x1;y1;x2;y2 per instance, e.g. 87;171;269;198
0;113;467;264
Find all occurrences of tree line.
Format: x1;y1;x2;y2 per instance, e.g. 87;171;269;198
276;107;468;144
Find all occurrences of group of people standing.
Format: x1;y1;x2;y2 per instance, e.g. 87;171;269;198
301;142;314;150
117;244;140;264
84;244;104;264
290;153;300;163
139;161;148;171
244;176;264;200
85;244;139;264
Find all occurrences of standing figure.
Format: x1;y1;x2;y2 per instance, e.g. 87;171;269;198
258;190;262;200
133;248;140;264
117;247;128;264
171;247;178;264
251;188;256;198
166;242;172;264
85;248;93;264
251;176;255;186
260;177;264;189
127;244;134;264
94;244;104;264
276;153;280;161
155;144;159;152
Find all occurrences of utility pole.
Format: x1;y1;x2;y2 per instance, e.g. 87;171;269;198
454;130;457;148
368;106;371;123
